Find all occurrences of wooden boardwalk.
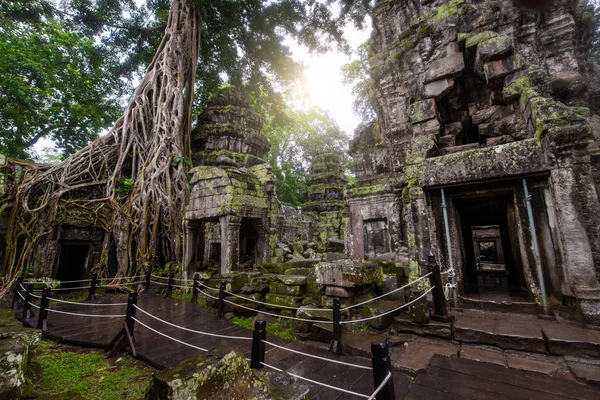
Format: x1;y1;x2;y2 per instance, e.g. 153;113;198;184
17;292;600;399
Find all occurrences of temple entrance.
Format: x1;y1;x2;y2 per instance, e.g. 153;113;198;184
240;218;260;265
54;242;90;288
456;196;527;295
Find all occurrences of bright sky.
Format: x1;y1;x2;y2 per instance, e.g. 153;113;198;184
289;23;371;139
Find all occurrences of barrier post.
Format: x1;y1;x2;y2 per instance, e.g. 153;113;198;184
218;281;226;320
329;298;344;355
88;272;98;300
191;273;199;303
144;270;151;294
22;284;33;323
371;341;395;400
166;273;174;298
12;276;25;311
428;251;454;322
37;288;51;331
125;292;138;339
250;320;266;369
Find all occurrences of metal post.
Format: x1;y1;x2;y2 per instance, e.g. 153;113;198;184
441;188;458;306
166;272;174;298
428;251;454;322
329;298;344;355
22;284;33;323
218;281;226;320
12;276;24;311
144;270;151;294
250;320;266;369
88;272;98;300
38;288;51;331
125;292;138;338
191;273;199;303
522;179;548;314
371;341;396;400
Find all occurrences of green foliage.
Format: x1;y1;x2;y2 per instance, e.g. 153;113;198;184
28;340;152;399
230;315;296;340
116;177;134;195
341;41;376;121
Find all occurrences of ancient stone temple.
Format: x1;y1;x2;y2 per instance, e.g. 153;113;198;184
349;0;600;322
304;153;348;253
184;88;275;275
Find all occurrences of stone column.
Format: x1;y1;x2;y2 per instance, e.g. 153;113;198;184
220;215;241;274
182;220;195;280
550;167;600;323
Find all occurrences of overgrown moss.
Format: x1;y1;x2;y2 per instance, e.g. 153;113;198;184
26;340;152;399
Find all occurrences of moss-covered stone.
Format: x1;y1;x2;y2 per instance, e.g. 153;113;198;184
264;293;303;309
269;281;302;296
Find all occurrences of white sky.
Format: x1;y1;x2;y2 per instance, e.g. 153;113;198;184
289;24;371;139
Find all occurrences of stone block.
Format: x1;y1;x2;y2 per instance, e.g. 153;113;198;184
412;118;440;137
314;261;384;288
242;276;272;293
471;105;510;125
363;300;399;330
424;53;465;83
0;154;5;166
0;340;28;400
423;78;454;98
484;55;525;80
148;348;309;400
277;275;307;286
264;293;303;309
477;35;514;61
438;134;456;147
325;286;354;298
269;281;302;296
407;98;437;124
393;314;453;339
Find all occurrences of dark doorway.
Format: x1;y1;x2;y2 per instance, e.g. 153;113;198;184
209;243;221;266
240;219;260;264
364;219;390;259
55;243;90;288
457;196;527;295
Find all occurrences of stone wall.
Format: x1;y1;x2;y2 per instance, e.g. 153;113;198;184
355;0;600;322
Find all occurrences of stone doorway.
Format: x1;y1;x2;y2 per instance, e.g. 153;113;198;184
240;218;260;265
54;242;90;287
456;196;527;296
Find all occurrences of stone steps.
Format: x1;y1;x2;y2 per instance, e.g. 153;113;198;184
393;309;600;359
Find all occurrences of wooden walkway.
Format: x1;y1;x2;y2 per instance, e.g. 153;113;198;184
17;292;600;399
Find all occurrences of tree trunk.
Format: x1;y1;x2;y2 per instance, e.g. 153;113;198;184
0;0;200;294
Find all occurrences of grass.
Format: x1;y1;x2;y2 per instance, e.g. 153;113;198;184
230;315;296;340
24;340;153;399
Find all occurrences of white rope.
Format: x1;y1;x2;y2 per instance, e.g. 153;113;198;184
97;275;142;281
197;281;219;292
151;275;169;280
45;308;125;318
133;305;251;340
341;287;434;325
197;287;220;301
50;286;91;291
341;273;432;311
368;372;392;400
132;317;209;352
25;278;91;284
260;362;370;398
150;280;170;287
263;340;371;371
30;292;41;299
171;283;192;289
222;298;333;324
18;292;25;300
47;297;128;307
223;289;329;312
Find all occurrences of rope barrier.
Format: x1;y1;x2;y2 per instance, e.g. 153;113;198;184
132;317;209;352
197;281;219;292
133;305;251;341
151;275;169;280
150;280;170;287
25;278;91;284
221;298;333;324
368;372;392;400
223;289;330;312
341;273;432;311
171;283;192;289
47;297;128;307
30;293;42;299
50;286;92;291
17;291;25;300
45;308;126;318
263;340;372;371
97;275;143;281
341;287;434;325
197;287;220;301
28;301;40;309
260;362;370;399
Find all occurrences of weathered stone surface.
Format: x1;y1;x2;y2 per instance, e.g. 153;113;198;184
424;53;465;83
0;340;28;400
565;356;600;386
390;337;457;377
277;275;307;286
147;348;309;400
393;314;452;339
459;344;506;366
484;55;525;80
264;293;303;309
363;300;399;330
407;99;437;124
269;281;302;296
315;261;384;288
325;286;354;298
423;78;454;98
542;323;600;358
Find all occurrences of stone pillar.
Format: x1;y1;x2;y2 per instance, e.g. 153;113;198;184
182;221;195;280
220;215;240;274
550;167;600;323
